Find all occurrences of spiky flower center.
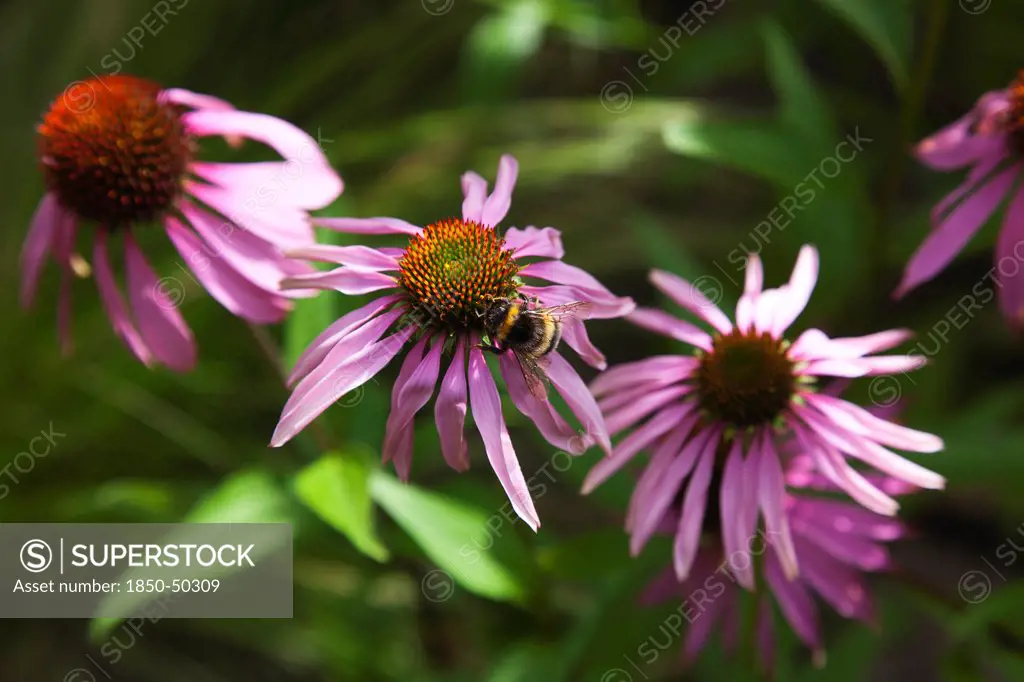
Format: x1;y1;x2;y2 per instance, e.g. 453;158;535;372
696;330;796;429
1003;70;1024;156
38;75;191;226
397;218;520;327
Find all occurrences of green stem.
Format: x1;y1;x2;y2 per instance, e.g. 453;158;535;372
872;0;949;297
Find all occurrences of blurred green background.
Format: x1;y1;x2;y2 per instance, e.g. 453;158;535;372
3;0;1024;680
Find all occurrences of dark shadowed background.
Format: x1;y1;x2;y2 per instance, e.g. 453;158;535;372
2;0;1023;680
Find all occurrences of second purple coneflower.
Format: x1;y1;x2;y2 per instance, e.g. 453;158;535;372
271;155;634;529
583;246;944;582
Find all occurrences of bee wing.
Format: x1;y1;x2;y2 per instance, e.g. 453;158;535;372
532;301;592;321
513;349;550;401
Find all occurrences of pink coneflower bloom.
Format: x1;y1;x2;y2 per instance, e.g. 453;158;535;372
583;245;944;583
20;75;342;370
640;467;912;670
270;154;634;529
897;71;1024;324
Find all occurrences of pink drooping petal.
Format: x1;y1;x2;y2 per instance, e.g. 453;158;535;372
160;88;236;112
790;514;891;572
500;353;587;455
480;155;518;227
284;244;400;270
520;284;635;318
673;427;723;580
649;269;733;334
745;252;764;296
582;403;696;494
461;171;488;223
502;226;564;259
53;218;77;354
314;216;422;236
756;438;799;581
558;317;606;369
179;201;315;296
914;91;1009;170
182;110;340;190
627;308;713;350
895;165;1019;297
292;308;405;390
603;385;691;435
807;394;943;453
467;346;540;530
996;185;1024;327
190;160;340;210
802;355;926;378
545;353;612;454
626;420;693;533
383;337;442;480
765;552;822;651
771;245;819;335
93;231;152;366
20;193;61;308
589;355;697;397
383;338;427;470
931;146;1009;226
627;415;703;552
280;267;397;295
789;328;913;361
794;423;900;516
794;538;875;621
791;498;904;542
520;260;613;295
288;294;403;386
185;180;313;249
124;233;196;372
681;580;732;664
720;439;754;589
164;217;290;324
271;326;415;447
435;336;470;471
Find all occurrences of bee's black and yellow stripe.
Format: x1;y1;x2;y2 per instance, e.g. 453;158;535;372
487;298;563;358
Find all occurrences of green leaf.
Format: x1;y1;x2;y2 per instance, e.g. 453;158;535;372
90;470;292;641
461;0;550;103
293;450;389;562
663;117;808;188
761;20;836;148
370;471;530;604
813;0;912;91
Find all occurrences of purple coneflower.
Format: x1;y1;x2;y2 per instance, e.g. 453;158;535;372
640;464;912;670
897;71;1024;325
270;155;634;529
20;75;342;370
583;245;943;582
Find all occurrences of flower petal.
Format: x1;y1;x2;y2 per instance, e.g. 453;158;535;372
314;216;421;236
627;307;713;350
771;245;819;335
461;171;488;223
288;295;403;386
649;269;732;334
895;165;1019;297
435;336;470;471
673;428;723;580
765;552;821;651
20;193;62;308
720;439;754;589
281;268;397;295
789;328;913;361
589;355;696;397
384;337;442;480
914;91;1008;170
160;88;235;112
272;326;414;446
807;394;943;453
603;385;691;435
93;232;152;366
500;353;587;454
756;437;799;581
997;184;1024;327
558;317;606;370
185;180;313;249
124;233;196;372
284;244;400;270
190;160;340;210
467;346;540;530
480;154;518;227
164;217;290;324
802;355;926;377
545;353;612;454
503;226;564;259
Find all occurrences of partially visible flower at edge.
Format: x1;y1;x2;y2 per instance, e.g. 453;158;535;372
897;70;1024;328
583;245;944;586
270;154;635;530
20;75;342;370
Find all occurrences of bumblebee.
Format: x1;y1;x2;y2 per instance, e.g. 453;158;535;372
480;297;590;399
